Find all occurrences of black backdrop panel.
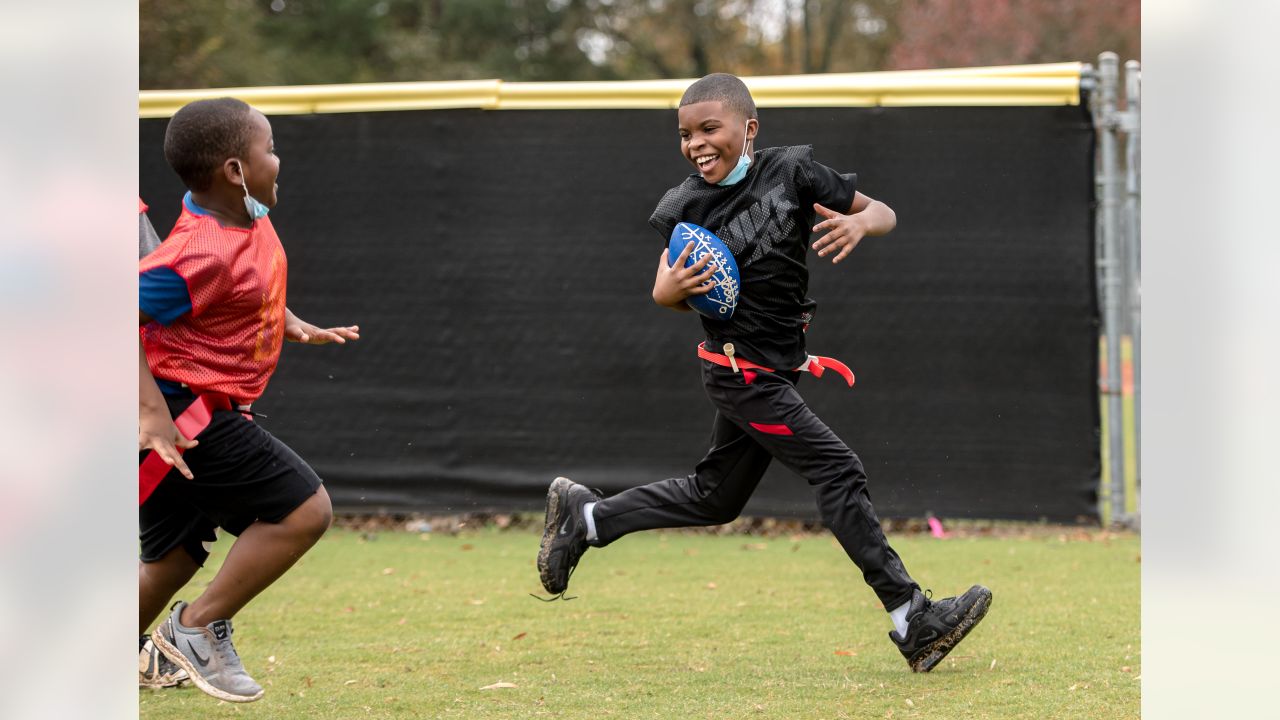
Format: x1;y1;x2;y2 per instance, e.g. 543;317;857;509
140;104;1098;521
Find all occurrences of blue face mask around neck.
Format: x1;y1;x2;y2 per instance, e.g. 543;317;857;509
240;169;270;220
716;120;753;187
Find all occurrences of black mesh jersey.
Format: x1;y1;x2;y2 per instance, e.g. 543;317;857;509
649;145;858;370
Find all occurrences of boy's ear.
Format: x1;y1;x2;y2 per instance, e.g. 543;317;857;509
221;158;245;186
746;117;759;142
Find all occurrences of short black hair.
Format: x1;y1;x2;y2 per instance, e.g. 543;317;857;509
679;73;757;120
163;97;256;192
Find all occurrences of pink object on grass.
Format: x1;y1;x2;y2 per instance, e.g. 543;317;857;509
927;516;947;538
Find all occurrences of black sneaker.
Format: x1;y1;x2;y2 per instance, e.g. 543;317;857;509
891;585;993;672
536;476;600;596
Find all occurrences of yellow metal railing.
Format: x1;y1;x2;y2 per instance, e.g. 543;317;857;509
139;62;1083;118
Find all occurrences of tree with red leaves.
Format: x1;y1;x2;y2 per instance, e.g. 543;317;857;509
887;0;1139;70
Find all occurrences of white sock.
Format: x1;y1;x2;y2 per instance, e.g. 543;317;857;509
889;600;912;638
583;502;598;543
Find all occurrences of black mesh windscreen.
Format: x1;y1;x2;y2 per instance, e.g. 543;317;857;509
140;103;1097;521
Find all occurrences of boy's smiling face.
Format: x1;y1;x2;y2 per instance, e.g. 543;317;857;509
678;100;757;184
238;110;280;208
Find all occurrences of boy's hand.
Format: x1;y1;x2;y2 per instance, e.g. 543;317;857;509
811;202;870;264
653;241;718;309
285;309;360;345
139;406;197;480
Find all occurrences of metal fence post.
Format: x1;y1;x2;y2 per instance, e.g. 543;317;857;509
1091;52;1128;527
1122;60;1142;520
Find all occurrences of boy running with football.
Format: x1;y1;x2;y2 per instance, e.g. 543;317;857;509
537;73;991;672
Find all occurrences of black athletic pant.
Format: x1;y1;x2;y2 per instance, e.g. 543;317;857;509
591;361;920;611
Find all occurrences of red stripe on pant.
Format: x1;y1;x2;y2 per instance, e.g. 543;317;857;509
749;421;793;436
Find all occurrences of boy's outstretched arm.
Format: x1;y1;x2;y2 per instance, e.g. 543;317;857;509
811;191;897;264
284;307;361;345
139;313;197;480
652;241;718;311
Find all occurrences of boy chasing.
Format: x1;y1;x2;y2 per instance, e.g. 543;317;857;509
139;98;359;701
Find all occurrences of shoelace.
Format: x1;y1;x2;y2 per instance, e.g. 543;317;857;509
529;566;580;602
528;591;578;602
916;589;935;617
200;626;243;670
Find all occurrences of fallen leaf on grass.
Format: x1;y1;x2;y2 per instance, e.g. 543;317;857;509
905;698;914;708
706;582;718;590
741;543;768;551
344;680;358;686
468;599;486;605
1121;666;1131;672
303;676;313;688
461;544;475;551
398;617;407;625
480;682;518;690
834;650;857;656
341;606;356;613
989;658;997;670
382;567;396;575
512;632;528;640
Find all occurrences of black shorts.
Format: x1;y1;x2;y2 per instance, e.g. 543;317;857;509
139;391;322;566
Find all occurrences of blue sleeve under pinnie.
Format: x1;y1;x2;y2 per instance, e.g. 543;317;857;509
139;266;193;325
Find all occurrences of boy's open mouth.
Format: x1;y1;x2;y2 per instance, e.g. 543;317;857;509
694;153;718;174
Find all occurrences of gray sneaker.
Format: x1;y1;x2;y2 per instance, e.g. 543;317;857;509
151;601;264;703
138;636;190;689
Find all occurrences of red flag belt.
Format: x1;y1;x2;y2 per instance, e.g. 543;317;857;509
696;342;855;387
139;393;235;506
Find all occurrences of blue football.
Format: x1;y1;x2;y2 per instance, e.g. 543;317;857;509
667;222;740;320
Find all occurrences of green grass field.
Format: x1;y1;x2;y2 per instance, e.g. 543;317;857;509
139;525;1140;719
